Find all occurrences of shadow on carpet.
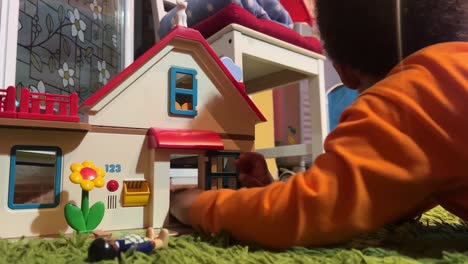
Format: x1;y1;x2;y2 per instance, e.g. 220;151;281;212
1;207;467;264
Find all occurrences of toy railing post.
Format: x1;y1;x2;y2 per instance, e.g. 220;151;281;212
31;97;40;113
5;86;16;112
58;99;67;115
69;92;78;116
19;88;30;113
45;96;54;115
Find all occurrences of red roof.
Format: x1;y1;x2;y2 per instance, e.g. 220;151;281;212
81;27;266;122
148;127;224;150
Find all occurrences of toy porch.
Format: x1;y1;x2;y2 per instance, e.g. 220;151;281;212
146;128;249;228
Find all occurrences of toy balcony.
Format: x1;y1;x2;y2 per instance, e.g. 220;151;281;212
122;180;150;207
0;86;79;122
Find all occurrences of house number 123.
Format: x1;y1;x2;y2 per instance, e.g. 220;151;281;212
105;164;121;173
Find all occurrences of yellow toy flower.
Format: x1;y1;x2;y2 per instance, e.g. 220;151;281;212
69;160;105;191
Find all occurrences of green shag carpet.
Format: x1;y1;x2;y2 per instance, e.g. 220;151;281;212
1;206;468;264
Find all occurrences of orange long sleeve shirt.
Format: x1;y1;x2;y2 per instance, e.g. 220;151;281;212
190;42;468;249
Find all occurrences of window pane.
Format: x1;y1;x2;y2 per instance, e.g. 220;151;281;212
16;0;125;102
226;177;238;189
209;177;237;190
210;156;219;173
210;156;237;173
176;73;193;89
175;93;193;110
13;149;58;205
209;178;223;190
221;156;237;173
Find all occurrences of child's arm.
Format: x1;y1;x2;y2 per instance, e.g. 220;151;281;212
190;92;448;249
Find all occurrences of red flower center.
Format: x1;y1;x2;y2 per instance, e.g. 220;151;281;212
80;167;97;181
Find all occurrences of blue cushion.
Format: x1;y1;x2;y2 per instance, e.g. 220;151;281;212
158;0;293;39
327;85;359;130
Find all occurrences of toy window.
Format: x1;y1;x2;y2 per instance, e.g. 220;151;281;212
169;67;197;116
8;146;62;209
205;151;240;190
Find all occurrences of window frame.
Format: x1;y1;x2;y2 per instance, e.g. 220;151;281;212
169;66;198;117
8;145;63;209
0;0;134;88
205;151;241;190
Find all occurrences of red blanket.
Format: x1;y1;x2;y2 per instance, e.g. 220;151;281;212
192;4;323;54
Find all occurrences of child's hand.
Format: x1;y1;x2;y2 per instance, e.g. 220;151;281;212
236;152;274;188
169;152;273;225
170;188;203;226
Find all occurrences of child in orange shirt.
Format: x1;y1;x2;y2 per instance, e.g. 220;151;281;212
171;0;468;249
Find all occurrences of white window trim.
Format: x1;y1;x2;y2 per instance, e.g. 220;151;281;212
0;0;134;88
0;0;19;88
123;0;134;68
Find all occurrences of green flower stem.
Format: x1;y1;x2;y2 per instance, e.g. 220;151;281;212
82;189;89;222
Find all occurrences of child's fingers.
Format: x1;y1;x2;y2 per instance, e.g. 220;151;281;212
239;173;270;188
236;152;273;188
236;152;267;172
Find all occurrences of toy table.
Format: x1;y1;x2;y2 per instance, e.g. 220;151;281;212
207;23;328;163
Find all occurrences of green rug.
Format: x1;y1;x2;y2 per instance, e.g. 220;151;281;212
1;206;468;264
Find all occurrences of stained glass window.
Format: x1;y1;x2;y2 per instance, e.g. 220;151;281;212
16;0;125;102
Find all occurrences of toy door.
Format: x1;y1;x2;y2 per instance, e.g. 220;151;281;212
170;153;199;190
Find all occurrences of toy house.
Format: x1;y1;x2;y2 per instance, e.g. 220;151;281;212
0;27;265;239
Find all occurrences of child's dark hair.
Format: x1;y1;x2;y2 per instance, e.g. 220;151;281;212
315;0;468;78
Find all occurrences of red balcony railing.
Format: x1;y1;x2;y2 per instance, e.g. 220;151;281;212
17;88;79;122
